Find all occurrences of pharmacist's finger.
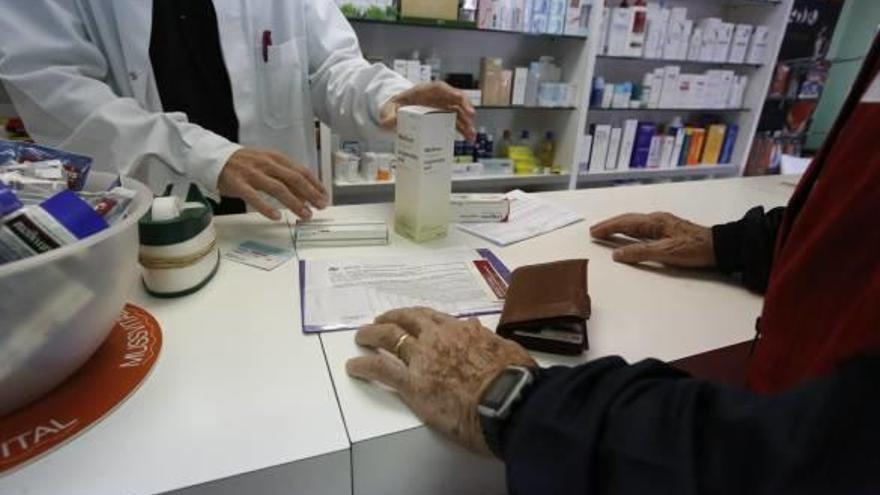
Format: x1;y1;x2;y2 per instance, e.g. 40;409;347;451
590;213;666;240
265;151;328;207
346;355;410;392
253;174;312;220
272;164;328;210
375;308;437;337
457;119;476;142
440;84;475;116
238;183;281;221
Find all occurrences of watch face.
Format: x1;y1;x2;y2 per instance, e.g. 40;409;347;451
482;368;527;411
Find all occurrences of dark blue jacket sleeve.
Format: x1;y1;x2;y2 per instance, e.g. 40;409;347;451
711;206;786;293
501;355;880;495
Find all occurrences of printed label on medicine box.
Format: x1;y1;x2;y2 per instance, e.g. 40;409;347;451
394;106;455;243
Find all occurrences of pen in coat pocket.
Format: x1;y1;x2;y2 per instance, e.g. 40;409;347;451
262;30;272;63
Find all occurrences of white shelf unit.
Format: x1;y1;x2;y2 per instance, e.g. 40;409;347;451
320;0;794;204
322;18;593;204
578;0;795;182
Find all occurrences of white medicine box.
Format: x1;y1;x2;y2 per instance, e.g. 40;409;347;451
394;106;456;243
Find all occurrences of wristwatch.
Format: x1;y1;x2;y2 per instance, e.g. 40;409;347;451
477;365;536;457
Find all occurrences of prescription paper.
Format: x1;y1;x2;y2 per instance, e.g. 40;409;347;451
457;190;584;246
300;248;510;333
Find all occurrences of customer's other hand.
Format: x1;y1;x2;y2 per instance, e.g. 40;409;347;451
590;212;715;267
218;148;328;221
380;82;477;142
346;307;536;455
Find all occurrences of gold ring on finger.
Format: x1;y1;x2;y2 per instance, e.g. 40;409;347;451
393;334;411;361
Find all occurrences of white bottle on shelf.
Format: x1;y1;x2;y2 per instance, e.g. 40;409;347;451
607;1;633;57
626;0;648;58
687;27;703;62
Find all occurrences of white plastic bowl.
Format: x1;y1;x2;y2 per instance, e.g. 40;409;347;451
0;172;152;416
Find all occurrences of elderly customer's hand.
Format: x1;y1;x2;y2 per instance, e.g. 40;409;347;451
346;307;536;455
590;212;715;268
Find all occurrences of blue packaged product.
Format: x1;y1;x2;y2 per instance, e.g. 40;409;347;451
0;190;109;264
0;182;22;217
0;140;92;191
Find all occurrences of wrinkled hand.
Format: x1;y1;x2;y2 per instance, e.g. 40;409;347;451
218;148;328;221
346;307;536;455
380;82;477;142
590;212;716;267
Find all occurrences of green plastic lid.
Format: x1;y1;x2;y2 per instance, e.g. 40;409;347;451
138;185;214;247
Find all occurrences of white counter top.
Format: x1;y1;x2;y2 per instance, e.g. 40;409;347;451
318;176;793;494
1;214;350;495
0;175;797;495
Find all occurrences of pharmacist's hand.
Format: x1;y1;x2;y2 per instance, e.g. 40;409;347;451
380;82;477;142
346;307;536;456
590;212;716;268
218;148;328;221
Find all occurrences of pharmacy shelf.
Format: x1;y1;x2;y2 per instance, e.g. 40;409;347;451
588;107;751;113
336;172;570;190
332;173;571;204
322;0;795;203
577;164;739;184
347;17;588;41
476;106;578;111
596;55;763;70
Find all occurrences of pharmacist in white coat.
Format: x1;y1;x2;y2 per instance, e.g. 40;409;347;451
0;0;475;219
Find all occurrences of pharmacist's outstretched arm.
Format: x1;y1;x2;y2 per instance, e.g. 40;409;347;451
590;206;785;293
304;1;475;142
0;3;239;198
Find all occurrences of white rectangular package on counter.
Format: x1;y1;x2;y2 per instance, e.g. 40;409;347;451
295;219;389;248
394;106;455;243
450;194;511;223
457;190;583;246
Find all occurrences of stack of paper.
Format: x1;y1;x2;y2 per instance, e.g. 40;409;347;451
300;248;510;333
457;190;584;246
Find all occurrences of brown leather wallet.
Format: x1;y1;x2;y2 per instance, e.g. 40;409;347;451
497;259;590;355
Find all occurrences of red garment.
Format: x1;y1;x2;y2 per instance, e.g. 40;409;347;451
748;36;880;393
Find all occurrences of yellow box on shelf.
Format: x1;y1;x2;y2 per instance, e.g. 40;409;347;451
400;0;458;21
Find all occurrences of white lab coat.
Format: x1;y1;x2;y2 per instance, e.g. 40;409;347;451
0;0;411;195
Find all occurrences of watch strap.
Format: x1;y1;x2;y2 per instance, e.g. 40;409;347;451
480;411;506;458
479;367;538;458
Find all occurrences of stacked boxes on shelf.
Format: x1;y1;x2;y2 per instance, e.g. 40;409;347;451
598;1;771;65
579;118;739;173
341;0;591;37
591;66;748;110
477;0;591;36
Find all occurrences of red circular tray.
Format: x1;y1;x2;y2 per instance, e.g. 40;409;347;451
0;304;162;475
